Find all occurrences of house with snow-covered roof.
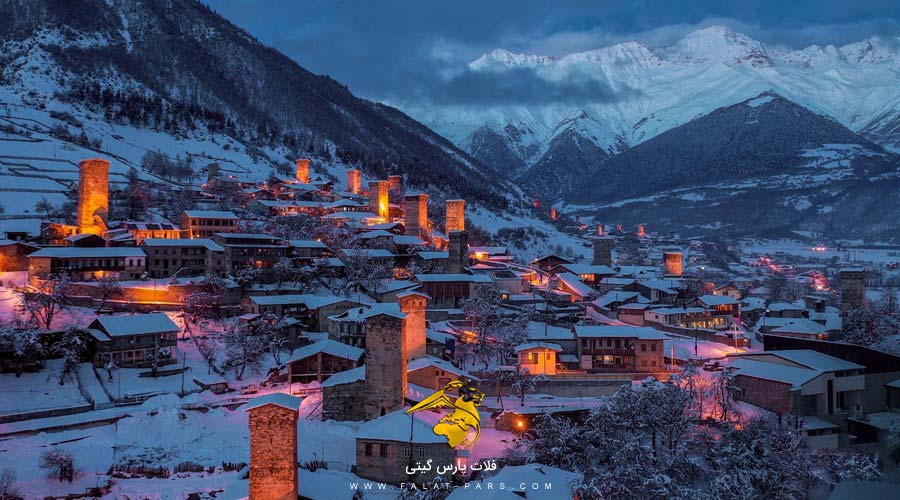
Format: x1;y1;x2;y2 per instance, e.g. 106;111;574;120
87;312;180;367
573;325;667;372
287;339;364;383
407;355;479;390
727;349;865;440
515;342;562;375
355;409;454;484
28;246;146;283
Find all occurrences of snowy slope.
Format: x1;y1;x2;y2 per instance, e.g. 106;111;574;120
399;26;900;164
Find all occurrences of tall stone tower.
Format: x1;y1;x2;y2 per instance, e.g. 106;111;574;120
207;162;220;182
839;268;866;313
77;158;110;235
369;180;390;219
295;158;310;183
388;174;403;193
446;199;465;232
364;313;407;419
597;224;604;236
637;224;646;238
347;169;361;194
448;230;469;274
663;251;683;276
405;193;428;237
592;237;614;267
245;394;301;500
398;291;428;360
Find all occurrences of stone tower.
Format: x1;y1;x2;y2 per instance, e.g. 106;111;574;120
245;394;301;500
839;268;866;313
347;169;361;194
207;162;220;182
448;230;469;274
398;291;428;360
364;313;407;419
663;251;683;276
637;224;646;238
388;174;403;193
597;224;604;236
592;237;614;267
295;158;310;183
77;158;110;235
446;199;465;232
405;193;428;237
369;180;390;219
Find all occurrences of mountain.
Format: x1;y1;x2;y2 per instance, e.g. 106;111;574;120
0;0;511;208
398;26;900;192
563;93;900;241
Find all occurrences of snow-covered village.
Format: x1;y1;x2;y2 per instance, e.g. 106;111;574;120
2;1;900;499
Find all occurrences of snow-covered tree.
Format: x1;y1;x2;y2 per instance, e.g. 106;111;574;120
0;467;20;499
40;449;75;483
54;327;90;386
819;449;881;484
95;276;122;311
0;326;44;376
20;273;72;329
223;319;270;380
183;277;227;324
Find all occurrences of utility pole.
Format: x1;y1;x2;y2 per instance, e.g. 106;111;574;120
179;351;187;395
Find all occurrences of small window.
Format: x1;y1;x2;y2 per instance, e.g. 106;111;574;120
379;444;388;458
650;343;657;352
365;443;373;456
416;447;426;458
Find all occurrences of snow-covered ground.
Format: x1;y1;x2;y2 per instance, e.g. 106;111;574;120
0;359;88;416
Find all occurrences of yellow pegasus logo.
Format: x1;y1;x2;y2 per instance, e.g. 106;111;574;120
406;379;484;449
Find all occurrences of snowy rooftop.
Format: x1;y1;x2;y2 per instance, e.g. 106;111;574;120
760;350;864;372
649;306;709;315
30;247;147;258
340;248;394;258
393;235;426;246
556;272;594;297
728;357;820;389
515;342;562;352
243;393;302;412
329;303;406;322
771;318;828;335
557;263;615;275
696;294;740;306
248;294;351;308
525;321;574;341
574;325;668;340
592;291;647;308
417;251;449;260
92;313;179;337
141;238;224;251
289;239;328;249
287;340;364;363
356;410;445;444
407;356;477;379
322;366;366;388
414;273;493;283
183;210;238;219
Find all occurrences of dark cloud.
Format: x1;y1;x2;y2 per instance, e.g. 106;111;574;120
201;0;900;102
427;68;636;106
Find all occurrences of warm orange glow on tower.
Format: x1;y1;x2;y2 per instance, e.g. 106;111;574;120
405;193;428;237
388;174;402;193
295;158;310;183
246;399;299;500
399;292;428;359
347;169;361;194
446;199;465;232
369;180;390;219
77;158;110;235
597;224;604;236
550;208;558;220
664;251;683;276
637;224;646;237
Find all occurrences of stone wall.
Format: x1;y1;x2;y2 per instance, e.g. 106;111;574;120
483;379;630;398
445;199;465;232
323;380;367;421
356;440;454;484
592;237;613;267
733;375;792;415
405;194;428;237
347;169;361;194
399;293;427;359
247;403;298;500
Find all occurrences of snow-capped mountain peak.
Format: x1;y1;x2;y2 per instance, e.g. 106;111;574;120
664;25;771;66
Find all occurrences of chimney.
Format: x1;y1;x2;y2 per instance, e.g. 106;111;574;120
405;193;428;237
399;291;428;360
388;174;403;193
445;199;465;232
295;159;310;183
368;180;390;219
347;169;361;194
245;395;301;500
77;158;110;236
448;230;469;273
592;237;614;267
663;251;683;276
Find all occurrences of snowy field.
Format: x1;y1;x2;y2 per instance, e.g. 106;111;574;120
0;359;88;416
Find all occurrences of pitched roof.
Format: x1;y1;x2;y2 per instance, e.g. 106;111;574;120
92;313;179;337
141;238;224;251
414;273;492;283
573;325;668;340
322;366;366;388
243;393;302;412
515;342;562;352
287;340;364;363
30;247;146;258
183;210;238;219
248;294;350;308
407;356;478;380
356;410;445;443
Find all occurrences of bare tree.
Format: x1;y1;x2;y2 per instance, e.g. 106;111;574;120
95;276;122;311
20;273;72;329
